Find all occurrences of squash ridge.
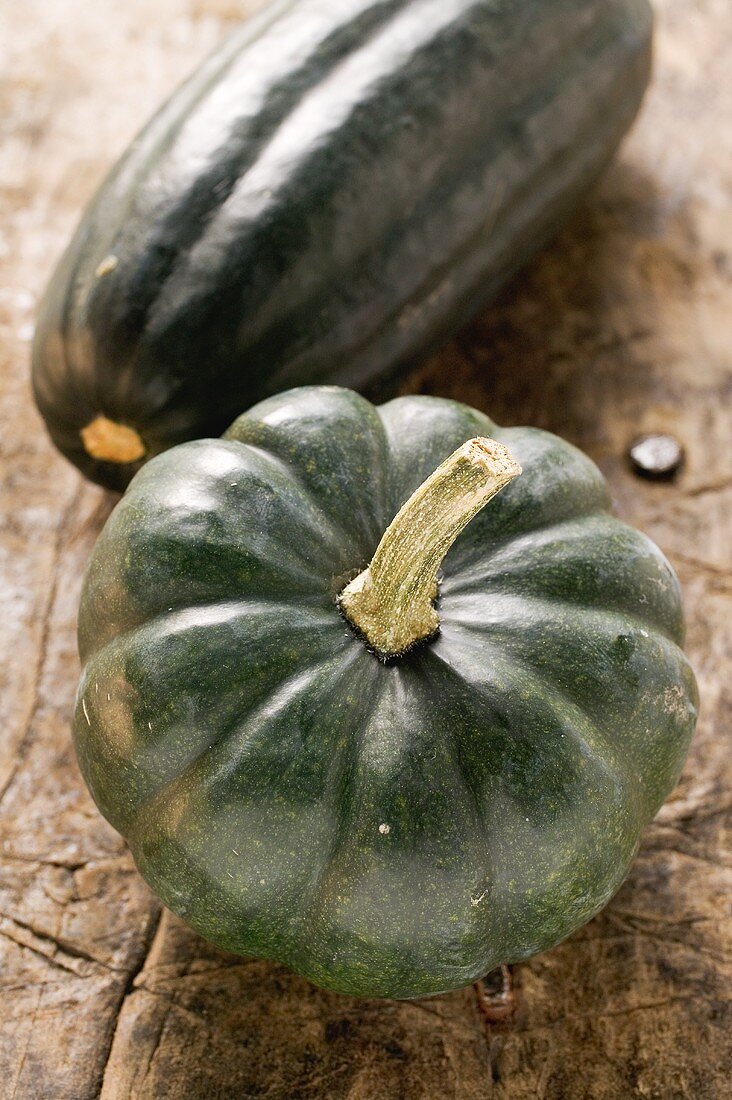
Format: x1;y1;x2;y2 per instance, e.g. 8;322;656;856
429;627;639;816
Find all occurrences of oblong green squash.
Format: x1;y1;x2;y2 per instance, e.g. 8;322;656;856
33;0;652;490
74;387;697;999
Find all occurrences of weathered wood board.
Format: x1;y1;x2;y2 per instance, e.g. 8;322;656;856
0;1;729;1097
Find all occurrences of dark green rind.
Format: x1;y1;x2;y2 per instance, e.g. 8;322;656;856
33;0;652;490
73;388;697;998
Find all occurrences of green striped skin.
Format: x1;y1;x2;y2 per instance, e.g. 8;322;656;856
74;389;697;998
33;0;652;491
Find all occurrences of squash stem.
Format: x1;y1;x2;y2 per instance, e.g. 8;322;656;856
338;437;521;658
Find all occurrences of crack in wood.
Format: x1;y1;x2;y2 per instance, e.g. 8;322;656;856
0;910;120;975
96;906;164;1099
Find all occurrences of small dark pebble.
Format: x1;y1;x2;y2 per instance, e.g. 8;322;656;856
628;433;684;480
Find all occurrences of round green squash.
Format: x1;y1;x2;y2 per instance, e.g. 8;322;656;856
74;387;697;998
33;0;653;491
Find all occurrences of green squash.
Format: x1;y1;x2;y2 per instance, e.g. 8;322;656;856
74;388;697;998
33;0;652;491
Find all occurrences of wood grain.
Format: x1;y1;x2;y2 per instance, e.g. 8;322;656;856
0;1;729;1097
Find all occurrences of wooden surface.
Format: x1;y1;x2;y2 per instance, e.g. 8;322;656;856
0;1;730;1097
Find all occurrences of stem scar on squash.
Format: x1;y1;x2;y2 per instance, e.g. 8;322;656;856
80;416;146;464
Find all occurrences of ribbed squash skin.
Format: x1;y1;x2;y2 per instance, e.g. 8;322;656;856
33;0;652;490
74;388;697;999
